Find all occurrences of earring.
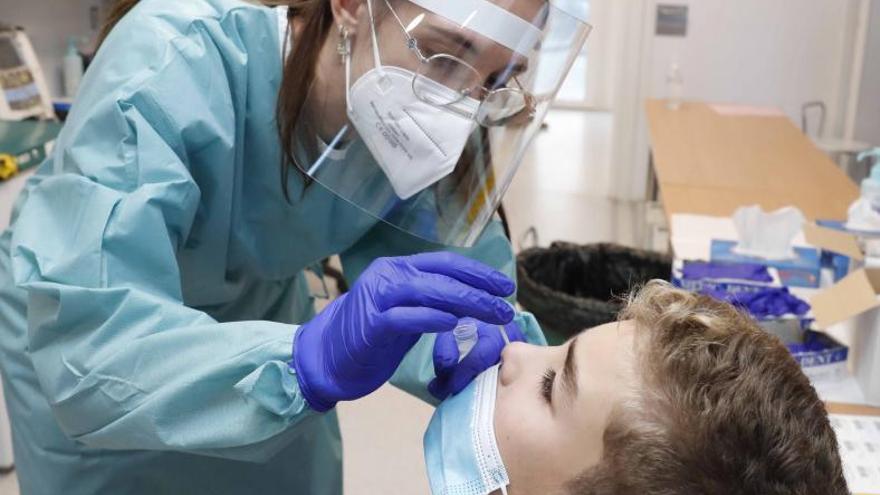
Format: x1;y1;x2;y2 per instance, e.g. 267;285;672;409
337;25;351;62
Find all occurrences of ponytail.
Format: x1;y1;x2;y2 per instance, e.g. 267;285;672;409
277;1;334;199
95;0;334;200
96;0;140;50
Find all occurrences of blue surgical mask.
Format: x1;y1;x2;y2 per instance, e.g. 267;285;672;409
423;365;510;495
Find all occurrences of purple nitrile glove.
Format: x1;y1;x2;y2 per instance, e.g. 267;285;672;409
428;317;525;401
291;252;516;412
682;261;773;282
705;287;811;319
741;288;810;319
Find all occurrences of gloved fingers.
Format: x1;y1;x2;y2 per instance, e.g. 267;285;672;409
435;319;513;379
439;325;506;396
428;376;450;401
503;321;526;344
432;331;460;377
378;307;459;337
431;322;522;400
389;273;514;324
407;252;516;297
475;323;510;356
444;332;505;396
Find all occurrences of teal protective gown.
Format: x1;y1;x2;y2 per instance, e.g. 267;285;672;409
0;0;545;493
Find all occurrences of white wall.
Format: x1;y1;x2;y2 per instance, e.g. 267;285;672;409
0;0;110;98
612;0;862;200
855;0;880;146
647;1;855;131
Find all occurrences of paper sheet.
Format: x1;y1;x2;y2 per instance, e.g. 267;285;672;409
831;414;880;494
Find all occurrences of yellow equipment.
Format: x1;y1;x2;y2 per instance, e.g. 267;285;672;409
0;154;19;181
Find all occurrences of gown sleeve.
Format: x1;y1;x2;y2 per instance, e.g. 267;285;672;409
10;9;315;463
339;218;547;406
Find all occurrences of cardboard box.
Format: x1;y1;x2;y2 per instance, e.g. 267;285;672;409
806;225;880;403
811;269;880;404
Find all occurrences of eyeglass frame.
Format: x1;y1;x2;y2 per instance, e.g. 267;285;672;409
383;0;537;127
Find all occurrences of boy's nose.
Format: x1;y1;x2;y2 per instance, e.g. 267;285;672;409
499;341;530;386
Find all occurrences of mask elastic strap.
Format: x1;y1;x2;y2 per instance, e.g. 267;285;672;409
347;0;385;112
498;324;511;495
364;0;384;73
344;42;352;112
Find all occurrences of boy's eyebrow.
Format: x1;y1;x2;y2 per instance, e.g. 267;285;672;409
562;335;579;404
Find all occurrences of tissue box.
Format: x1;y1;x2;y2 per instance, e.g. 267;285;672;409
710;240;821;288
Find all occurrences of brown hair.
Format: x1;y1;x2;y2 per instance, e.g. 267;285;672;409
569;281;848;494
274;1;334;197
98;1;333;199
96;0;140;48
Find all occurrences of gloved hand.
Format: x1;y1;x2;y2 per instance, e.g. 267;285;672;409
428;318;525;401
291;252;516;412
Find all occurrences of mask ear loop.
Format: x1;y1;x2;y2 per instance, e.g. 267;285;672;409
345;0;385;113
343;29;353;112
498;319;511;495
364;0;385;73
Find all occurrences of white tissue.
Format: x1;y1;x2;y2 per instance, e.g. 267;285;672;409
846;198;880;233
732;205;805;260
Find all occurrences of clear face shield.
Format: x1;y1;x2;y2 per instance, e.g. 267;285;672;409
294;0;592;247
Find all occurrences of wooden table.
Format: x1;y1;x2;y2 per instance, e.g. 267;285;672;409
645;100;859;222
828;403;880;416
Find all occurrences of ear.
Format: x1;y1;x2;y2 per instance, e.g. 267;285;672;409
330;0;365;31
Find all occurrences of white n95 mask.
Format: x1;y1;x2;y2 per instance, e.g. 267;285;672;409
423;365;510;495
345;0;478;200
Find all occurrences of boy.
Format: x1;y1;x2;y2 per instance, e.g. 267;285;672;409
493;281;847;494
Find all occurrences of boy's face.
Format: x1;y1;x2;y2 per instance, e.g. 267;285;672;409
493;321;639;495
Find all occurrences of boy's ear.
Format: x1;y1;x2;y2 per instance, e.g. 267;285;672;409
330;0;365;31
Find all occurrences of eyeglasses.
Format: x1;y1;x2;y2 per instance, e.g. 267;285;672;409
384;0;537;127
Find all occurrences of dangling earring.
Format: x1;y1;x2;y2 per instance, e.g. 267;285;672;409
337;25;351;64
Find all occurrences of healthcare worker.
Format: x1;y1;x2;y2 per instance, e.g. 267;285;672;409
0;0;590;493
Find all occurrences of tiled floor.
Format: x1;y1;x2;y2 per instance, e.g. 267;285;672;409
0;109;641;494
0;473;16;494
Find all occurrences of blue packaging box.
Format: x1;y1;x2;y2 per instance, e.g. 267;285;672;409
710;240;821;288
820;250;853;283
813;220;866;282
787;331;849;384
673;276;775;296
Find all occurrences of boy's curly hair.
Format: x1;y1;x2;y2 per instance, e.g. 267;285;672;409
568;281;847;495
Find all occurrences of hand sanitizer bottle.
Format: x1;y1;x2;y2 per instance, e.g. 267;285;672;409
63;37;84;98
666;62;684;110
